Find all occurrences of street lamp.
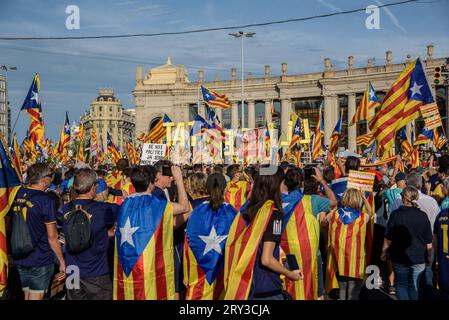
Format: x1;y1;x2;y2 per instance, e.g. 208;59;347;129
229;31;255;129
0;65;17;144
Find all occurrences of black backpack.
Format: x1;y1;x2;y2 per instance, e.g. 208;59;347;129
11;193;37;260
63;202;95;255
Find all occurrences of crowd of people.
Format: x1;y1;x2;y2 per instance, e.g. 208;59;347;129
2;153;449;300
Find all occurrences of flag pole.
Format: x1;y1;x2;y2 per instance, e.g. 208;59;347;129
11;111;22;137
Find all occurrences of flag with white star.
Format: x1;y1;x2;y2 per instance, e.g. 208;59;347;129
184;201;237;299
201;86;231;109
113;193;175;300
349;82;379;126
337;206;361;225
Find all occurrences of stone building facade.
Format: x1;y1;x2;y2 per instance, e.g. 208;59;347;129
0;75;10;144
80;88;135;152
133;45;448;152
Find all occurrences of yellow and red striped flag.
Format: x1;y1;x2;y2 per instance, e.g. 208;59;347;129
312;105;324;160
113;195;175;300
350;82;379;126
328;115;342;155
57;112;71;159
183;202;237;300
201;86;231;110
433;129;447;149
370;61;415;153
0;137;22;297
224;180;251;212
281;193;320;300
107;132;122;164
325;206;370;292
224;200;275;300
356;133;374;146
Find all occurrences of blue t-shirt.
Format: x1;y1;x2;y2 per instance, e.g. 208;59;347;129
382;188;403;217
310;195;330;218
62;199;116;278
441;197;449;211
13;188;57;268
434;209;449;291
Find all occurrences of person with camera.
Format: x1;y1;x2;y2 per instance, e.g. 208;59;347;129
62;168;116;300
114;165;189;300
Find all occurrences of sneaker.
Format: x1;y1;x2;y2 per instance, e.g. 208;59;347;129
388;286;396;295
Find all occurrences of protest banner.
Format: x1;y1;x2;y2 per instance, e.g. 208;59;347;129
140;143;167;165
347;170;376;192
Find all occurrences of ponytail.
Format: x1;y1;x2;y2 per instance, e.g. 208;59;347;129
210;180;224;211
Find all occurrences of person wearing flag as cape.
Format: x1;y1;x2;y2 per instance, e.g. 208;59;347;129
184;173;237;299
113;165;190;300
281;166;337;300
325;188;373;300
224;165;303;300
224;164;251;212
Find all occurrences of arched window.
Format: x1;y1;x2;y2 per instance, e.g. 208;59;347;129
149;116;162;131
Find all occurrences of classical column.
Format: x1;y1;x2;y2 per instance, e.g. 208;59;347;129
264;100;272;123
183;105;189;124
248;100;256;129
348;93;357;152
231;101;239;129
324;95;338;145
281;99;291;136
199;103;206;118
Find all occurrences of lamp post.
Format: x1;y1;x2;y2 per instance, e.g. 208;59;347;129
0;65;17;144
228;31;255;129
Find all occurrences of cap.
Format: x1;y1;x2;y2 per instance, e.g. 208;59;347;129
206;173;227;194
395;172;407;183
96;178;108;194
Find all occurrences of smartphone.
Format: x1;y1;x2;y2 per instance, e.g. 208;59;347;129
285;254;300;271
162;166;172;177
304;167;314;180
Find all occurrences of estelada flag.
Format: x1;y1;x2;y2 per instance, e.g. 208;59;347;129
224;180;251;212
224;200;275;300
325;206;370;292
114;193;175;300
281;191;319;300
0;137;22;297
184;202;237;300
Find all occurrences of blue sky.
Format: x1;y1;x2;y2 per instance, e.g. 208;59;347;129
0;0;448;141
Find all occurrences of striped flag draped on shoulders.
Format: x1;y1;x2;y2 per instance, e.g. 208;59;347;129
281;190;320;300
0;138;22;297
183;201;237;300
224;180;251;212
325;206;370;292
114;193;175;300
224;200;275;300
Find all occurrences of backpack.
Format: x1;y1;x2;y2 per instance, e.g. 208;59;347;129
63;202;95;255
11;193;37;260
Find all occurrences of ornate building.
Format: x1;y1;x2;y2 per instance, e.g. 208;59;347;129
133;45;449;152
80;88;135;152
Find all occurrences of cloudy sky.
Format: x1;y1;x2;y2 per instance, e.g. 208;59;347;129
0;0;448;141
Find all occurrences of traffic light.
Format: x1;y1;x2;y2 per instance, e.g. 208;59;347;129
434;66;441;85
